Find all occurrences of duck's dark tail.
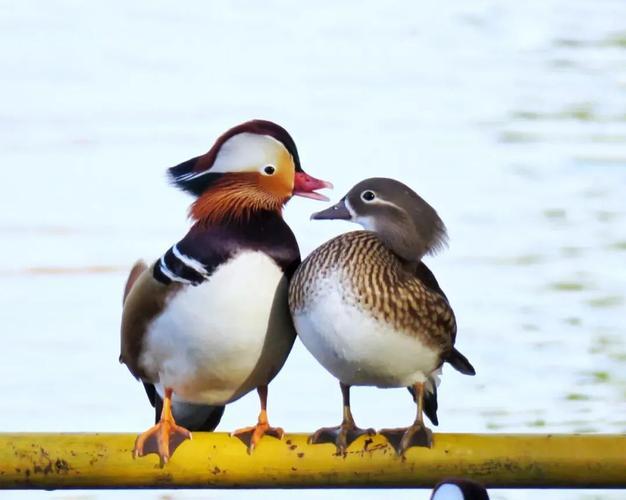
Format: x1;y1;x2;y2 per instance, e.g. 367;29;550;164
408;379;439;426
423;383;439;426
143;383;225;432
408;349;474;426
446;347;476;376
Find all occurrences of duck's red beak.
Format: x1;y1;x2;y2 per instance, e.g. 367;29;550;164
293;172;333;201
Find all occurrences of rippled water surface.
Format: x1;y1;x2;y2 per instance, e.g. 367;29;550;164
1;1;625;499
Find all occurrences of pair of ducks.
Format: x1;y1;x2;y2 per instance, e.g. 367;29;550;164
120;120;475;465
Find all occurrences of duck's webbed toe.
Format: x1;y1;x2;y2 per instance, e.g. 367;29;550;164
380;423;433;455
309;423;375;454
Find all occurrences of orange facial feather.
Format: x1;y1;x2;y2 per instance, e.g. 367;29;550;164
190;173;289;224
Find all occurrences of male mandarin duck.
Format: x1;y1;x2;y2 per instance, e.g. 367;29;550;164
288;178;475;456
120;120;331;464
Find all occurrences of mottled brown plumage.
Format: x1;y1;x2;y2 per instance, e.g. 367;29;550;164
290;230;455;356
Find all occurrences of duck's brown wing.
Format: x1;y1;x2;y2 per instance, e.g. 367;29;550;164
123;260;148;304
408;263;475;426
120;261;226;430
414;261;448;301
414;262;474;375
120;261;181;380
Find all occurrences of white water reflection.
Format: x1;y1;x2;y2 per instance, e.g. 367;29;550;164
1;1;625;499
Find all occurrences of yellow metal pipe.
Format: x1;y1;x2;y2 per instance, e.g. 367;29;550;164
0;433;624;490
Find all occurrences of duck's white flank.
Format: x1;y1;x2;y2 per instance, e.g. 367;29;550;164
293;272;440;388
140;251;295;405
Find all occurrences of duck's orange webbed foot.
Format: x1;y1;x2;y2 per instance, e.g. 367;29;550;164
231;385;283;453
133;388;191;466
231;418;284;453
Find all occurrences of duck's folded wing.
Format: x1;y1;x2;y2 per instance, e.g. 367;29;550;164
414;262;475;375
120;261;227;430
120;261;183;380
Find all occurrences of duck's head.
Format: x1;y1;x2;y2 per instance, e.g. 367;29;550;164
168;120;332;223
430;479;490;500
311;177;447;263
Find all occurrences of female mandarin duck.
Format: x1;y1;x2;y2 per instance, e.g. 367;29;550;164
120;120;331;465
289;178;475;456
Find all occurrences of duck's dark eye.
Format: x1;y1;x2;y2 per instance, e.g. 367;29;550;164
361;190;376;202
263;165;276;175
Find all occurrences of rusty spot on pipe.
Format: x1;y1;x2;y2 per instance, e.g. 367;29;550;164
54;459;70;474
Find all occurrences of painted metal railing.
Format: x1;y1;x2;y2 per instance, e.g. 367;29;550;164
1;433;624;490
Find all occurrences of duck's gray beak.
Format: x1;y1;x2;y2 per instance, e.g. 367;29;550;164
310;197;352;221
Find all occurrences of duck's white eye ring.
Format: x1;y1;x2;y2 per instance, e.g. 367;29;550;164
263;165;276;175
361;190;376;202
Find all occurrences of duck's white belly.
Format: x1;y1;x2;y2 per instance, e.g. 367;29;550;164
293;274;439;388
140;251;295;405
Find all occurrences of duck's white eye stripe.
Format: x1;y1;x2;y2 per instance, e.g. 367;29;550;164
371;197;401;209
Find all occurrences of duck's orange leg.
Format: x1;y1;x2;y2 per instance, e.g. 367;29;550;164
231;385;284;453
133;387;191;466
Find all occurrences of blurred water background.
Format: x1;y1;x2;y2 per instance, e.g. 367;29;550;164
1;1;625;499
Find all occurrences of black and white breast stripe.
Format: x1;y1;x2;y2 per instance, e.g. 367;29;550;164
153;245;211;286
152;211;301;287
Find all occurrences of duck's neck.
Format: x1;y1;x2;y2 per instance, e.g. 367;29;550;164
371;211;447;264
372;218;425;264
189;208;288;240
